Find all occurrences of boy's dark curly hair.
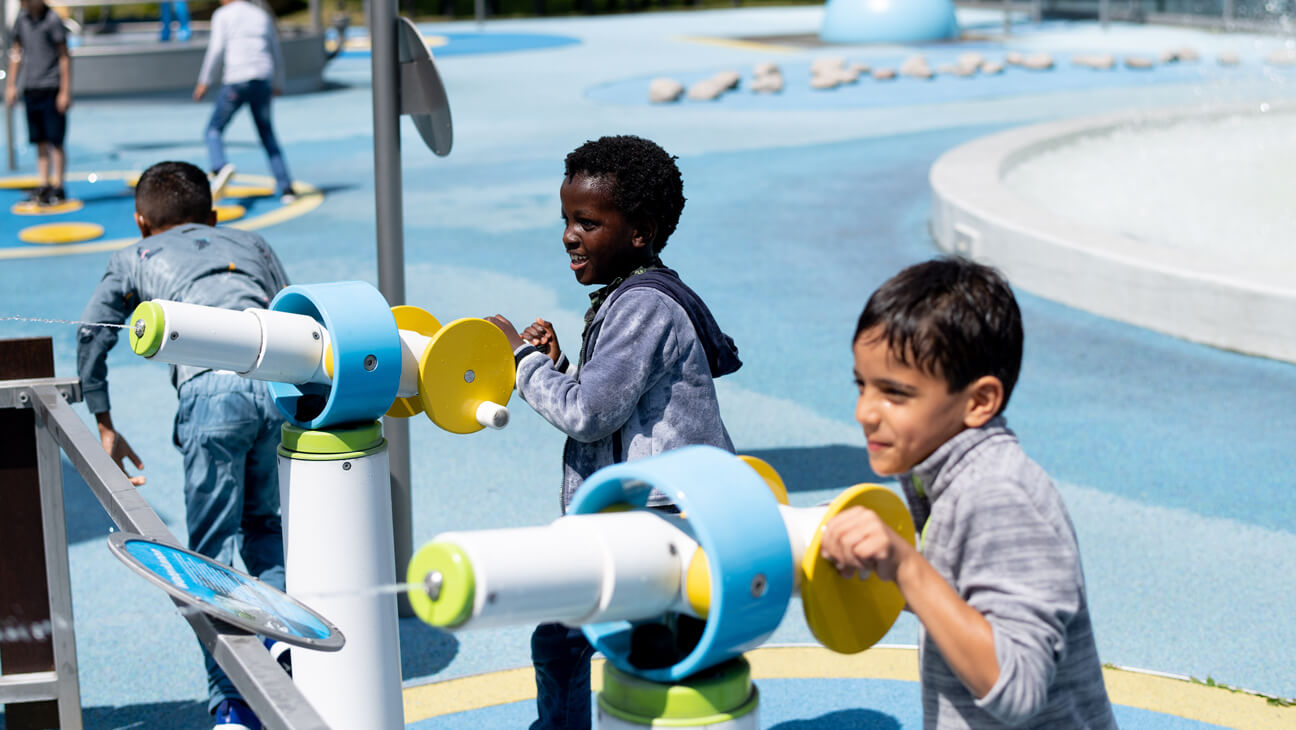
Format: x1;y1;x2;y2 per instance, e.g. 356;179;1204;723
564;135;686;252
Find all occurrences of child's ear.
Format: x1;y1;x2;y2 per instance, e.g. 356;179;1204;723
207;209;218;226
632;220;658;251
962;375;1004;429
135;212;152;238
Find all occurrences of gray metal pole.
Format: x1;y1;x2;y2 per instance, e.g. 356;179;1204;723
1003;0;1012;36
368;0;414;617
1100;0;1110;29
310;0;322;33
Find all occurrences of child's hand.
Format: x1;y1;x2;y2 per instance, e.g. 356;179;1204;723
520;318;561;365
819;506;914;583
484;314;525;351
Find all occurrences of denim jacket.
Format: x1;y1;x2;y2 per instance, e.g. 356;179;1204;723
77;224;289;414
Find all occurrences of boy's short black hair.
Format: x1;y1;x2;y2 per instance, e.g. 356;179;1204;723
855;256;1024;413
135;161;212;230
564;135;685;252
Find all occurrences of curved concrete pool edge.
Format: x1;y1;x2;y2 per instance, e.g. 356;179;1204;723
929;101;1296;363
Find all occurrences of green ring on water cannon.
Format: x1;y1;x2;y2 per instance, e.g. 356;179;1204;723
128;301;166;358
406;541;476;628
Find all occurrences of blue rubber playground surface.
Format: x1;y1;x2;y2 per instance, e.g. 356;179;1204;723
1;6;1294;728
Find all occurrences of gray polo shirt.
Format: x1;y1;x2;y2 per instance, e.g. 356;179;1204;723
13;8;67;91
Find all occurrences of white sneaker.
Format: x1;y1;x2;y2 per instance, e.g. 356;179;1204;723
210;164;236;201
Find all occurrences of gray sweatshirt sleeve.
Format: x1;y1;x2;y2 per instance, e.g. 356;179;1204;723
515;290;678;442
76;255;137;415
952;480;1082;725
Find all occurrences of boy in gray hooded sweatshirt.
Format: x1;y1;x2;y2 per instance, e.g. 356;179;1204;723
819;257;1116;729
488;134;740;730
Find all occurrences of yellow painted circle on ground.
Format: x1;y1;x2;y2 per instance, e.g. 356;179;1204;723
223;184;275;199
215;204;246;223
11;199;84;215
387;306;442;418
737;454;789;505
19;221;105;244
801;484;914;655
0;176;43;189
417;318;515;434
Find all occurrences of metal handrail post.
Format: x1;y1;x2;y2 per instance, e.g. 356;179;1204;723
33;399;83;729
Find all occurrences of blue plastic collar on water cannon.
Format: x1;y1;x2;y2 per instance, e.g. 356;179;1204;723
266;282;402;429
568;445;795;683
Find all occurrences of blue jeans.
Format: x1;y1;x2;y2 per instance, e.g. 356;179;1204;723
174;371;285;713
205;79;293;197
159;2;190;41
530;622;595;730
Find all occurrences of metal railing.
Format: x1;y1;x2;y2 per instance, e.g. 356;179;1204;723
964;0;1296;32
0;377;329;730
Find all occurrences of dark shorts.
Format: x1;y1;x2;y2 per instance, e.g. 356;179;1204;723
24;88;66;147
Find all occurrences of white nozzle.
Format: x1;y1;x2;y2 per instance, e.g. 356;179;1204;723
475;401;509;430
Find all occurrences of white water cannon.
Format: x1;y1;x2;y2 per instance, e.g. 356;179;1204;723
126;280;513;432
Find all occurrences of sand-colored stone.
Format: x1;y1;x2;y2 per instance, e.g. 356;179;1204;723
1021;53;1054;70
648;78;684;103
958;52;985;68
711;70;741;90
1072;53;1115;70
753;61;780;77
750;72;783;93
1005;51;1024;65
810;57;846;76
1124;55;1157;70
1264;48;1296;65
686;78;725;101
1217;50;1241;66
980;61;1005;75
810;74;840;90
900;55;933;79
872;67;897;80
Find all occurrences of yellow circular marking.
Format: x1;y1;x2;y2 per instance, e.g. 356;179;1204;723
324;343;334;380
386;306;442;418
125;173;141;188
1;172;324;260
401;646;1294;726
417;318;515;434
223;184;275;199
12;199;84;216
801;484;914;655
737;455;789;505
426;34;449;48
215;204;246;223
19;222;105;245
685;549;711;618
0;176;43;189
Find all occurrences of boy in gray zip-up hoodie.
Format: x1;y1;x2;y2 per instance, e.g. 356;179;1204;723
488;135;739;730
820;257;1116;729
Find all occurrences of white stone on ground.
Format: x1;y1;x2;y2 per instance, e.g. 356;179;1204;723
648;78;684;103
871;67;897;80
711;70;741;90
1217;50;1241;66
1021;53;1054;70
686;78;725;101
1072;53;1115;70
1124;55;1157;70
